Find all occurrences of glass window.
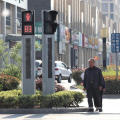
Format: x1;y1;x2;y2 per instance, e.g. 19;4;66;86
62;63;67;69
102;3;108;12
110;3;114;12
103;14;108;18
110;14;114;19
17;7;22;28
6;3;11;26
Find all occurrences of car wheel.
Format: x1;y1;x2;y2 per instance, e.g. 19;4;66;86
57;75;62;83
68;75;72;83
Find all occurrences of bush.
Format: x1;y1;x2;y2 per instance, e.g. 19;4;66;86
40;91;84;108
0;90;21;108
55;84;65;92
2;64;21;80
104;80;120;94
70;91;84;106
36;78;65;92
72;70;83;85
0;90;84;108
0;74;20;91
18;95;36;108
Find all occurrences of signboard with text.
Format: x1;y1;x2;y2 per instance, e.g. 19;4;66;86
111;33;120;53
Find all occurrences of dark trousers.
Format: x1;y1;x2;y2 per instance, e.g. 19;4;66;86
99;91;103;108
94;90;103;108
87;87;100;108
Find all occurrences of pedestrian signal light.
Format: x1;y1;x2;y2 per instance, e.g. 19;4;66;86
22;11;35;35
43;10;58;34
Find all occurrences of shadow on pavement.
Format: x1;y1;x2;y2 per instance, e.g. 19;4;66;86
2;114;47;119
67;112;120;115
26;114;47;118
2;114;27;119
103;95;120;99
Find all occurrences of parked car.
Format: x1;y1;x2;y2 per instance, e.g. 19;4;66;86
35;60;72;83
35;60;42;78
55;61;72;83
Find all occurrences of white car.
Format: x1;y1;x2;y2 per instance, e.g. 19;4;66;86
35;60;42;78
55;61;72;83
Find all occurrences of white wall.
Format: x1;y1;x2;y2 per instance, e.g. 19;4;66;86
1;0;27;9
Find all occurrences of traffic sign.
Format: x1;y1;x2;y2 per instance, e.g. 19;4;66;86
111;33;120;53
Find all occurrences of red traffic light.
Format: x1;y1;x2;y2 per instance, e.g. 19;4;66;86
23;11;33;22
22;11;35;35
25;13;31;22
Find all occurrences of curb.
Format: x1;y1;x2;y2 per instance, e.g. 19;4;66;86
0;107;88;114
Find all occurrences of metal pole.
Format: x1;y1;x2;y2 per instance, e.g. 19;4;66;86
116;52;118;80
103;38;107;70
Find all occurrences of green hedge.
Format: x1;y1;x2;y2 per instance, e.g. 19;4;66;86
40;91;84;108
105;80;120;94
0;90;21;108
0;90;84;108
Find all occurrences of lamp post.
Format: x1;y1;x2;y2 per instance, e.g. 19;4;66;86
81;12;84;69
2;7;9;41
68;5;72;68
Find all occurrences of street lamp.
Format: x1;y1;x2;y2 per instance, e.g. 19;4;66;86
81;12;84;68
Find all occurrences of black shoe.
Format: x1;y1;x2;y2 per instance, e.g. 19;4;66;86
99;109;103;112
88;108;94;112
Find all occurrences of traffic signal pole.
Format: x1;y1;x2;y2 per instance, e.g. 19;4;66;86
103;38;107;70
22;11;35;95
42;34;55;95
42;10;58;95
116;52;119;80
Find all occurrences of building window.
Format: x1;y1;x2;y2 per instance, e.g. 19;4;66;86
110;14;114;19
102;3;108;12
17;7;22;28
110;3;114;12
6;3;11;26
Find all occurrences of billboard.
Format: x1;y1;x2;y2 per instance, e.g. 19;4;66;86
72;32;79;45
2;0;27;9
59;24;66;54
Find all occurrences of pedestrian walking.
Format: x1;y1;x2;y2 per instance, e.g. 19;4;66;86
83;58;105;112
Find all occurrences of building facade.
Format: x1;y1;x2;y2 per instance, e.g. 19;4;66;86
0;0;27;40
28;0;114;68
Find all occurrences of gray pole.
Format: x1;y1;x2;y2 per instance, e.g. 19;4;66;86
22;35;35;95
42;11;55;95
1;1;6;41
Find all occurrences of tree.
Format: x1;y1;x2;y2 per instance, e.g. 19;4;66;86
0;40;9;70
10;42;22;69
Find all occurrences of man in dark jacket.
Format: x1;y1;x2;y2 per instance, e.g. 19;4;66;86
83;58;105;112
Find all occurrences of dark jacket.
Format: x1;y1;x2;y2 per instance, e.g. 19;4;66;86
83;66;105;89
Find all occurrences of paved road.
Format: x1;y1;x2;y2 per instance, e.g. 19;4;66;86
0;95;120;120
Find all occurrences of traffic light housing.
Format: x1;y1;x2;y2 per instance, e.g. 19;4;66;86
22;11;35;35
43;10;58;34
